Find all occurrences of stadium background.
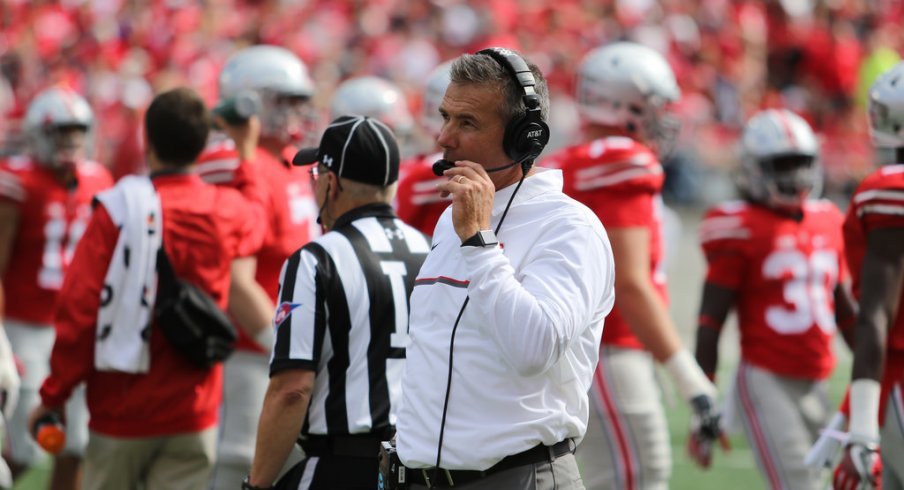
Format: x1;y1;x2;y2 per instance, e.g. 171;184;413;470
4;0;897;488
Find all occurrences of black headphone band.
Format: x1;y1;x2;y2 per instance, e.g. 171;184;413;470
476;48;540;109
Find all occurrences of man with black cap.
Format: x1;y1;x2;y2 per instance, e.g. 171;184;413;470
243;115;430;490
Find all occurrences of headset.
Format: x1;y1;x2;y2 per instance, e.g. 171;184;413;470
432;47;551;176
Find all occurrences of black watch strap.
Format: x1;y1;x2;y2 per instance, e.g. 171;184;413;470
242;475;274;490
461;229;499;247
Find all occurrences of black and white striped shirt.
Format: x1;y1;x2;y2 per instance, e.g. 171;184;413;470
271;203;430;437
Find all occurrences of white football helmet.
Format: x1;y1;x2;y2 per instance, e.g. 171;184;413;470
421;61;453;139
330;76;414;137
737;108;822;210
868;61;904;148
23;86;94;167
218;45;316;145
577;42;681;153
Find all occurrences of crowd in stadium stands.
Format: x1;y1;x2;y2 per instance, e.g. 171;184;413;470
0;0;902;201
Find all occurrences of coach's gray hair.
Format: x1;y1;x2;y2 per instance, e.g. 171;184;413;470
449;51;550;126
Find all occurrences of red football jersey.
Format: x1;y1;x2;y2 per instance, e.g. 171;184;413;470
543;136;665;350
0;156;113;325
844;164;904;387
700;199;847;380
395;152;451;236
197;138;319;352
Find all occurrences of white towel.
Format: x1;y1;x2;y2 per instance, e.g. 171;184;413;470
94;176;162;373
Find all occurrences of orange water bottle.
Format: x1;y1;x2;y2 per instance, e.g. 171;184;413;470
32;411;66;455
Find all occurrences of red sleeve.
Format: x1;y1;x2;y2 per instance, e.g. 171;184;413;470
0;167;26;206
229;159;270;257
699;208;749;290
589;189;654;229
218;188;264;260
40;205;118;409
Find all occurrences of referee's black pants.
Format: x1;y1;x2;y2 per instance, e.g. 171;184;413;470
274;455;378;490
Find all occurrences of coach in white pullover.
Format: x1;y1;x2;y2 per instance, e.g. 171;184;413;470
396;49;615;490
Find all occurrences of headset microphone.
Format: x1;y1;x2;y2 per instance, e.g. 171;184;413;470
431;159;522;177
432;159;455;176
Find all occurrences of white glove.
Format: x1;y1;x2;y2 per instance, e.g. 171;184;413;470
0;325;19;419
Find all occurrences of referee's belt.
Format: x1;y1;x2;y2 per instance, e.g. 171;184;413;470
298;432;389;459
406;438;575;488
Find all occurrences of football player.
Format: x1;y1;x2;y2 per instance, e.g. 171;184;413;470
196;45;319;490
834;61;904;490
0;86;113;489
542;42;718;490
695;108;856;488
395;61;454;236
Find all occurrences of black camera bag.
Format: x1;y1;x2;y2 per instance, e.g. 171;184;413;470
154;247;237;368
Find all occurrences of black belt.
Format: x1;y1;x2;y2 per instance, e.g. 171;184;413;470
298;433;384;459
406;439;575;488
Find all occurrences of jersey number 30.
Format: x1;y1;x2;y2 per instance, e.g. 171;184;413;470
762;249;838;334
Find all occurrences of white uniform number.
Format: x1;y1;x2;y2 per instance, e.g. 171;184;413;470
39;202;89;289
762;249;838;334
381;260;410;348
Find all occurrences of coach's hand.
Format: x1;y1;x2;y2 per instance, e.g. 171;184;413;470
833;440;881;490
436;160;495;242
687;394;730;469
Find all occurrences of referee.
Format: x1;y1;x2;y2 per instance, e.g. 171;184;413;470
243;115;430;490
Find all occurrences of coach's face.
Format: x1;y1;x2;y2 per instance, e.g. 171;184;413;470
436;81;511;176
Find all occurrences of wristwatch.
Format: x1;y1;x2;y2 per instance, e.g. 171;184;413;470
461;229;499;247
242;475;274;490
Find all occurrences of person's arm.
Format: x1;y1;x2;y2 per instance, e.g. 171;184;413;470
0;201;19;279
689;281;736;468
248;368;314;487
439;161;613;375
694;282;736;379
33;206;118;416
834;280;858;350
228;257;275;348
849;228;904;434
833;227;904;490
607;225;716;401
608;227;683;361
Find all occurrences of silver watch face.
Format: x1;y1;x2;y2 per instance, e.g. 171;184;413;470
477;229;498;245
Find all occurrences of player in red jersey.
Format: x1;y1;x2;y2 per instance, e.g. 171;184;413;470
395;61;453;236
196;45;320;490
695;108;857;489
834;61;904;490
542;42;717;490
0;86;113;489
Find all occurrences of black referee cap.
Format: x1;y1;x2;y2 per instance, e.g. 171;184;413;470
292;115;400;186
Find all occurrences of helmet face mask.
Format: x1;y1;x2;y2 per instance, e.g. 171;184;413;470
757;154;820;209
737;109;821;211
46;125;90;169
259;90;317;147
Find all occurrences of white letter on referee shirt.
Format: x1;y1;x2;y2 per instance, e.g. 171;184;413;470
381;260;410;348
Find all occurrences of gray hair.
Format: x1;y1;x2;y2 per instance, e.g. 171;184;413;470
449;51;549;126
342;179;398;204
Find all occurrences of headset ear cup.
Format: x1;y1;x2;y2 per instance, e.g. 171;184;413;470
504;113;550;163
